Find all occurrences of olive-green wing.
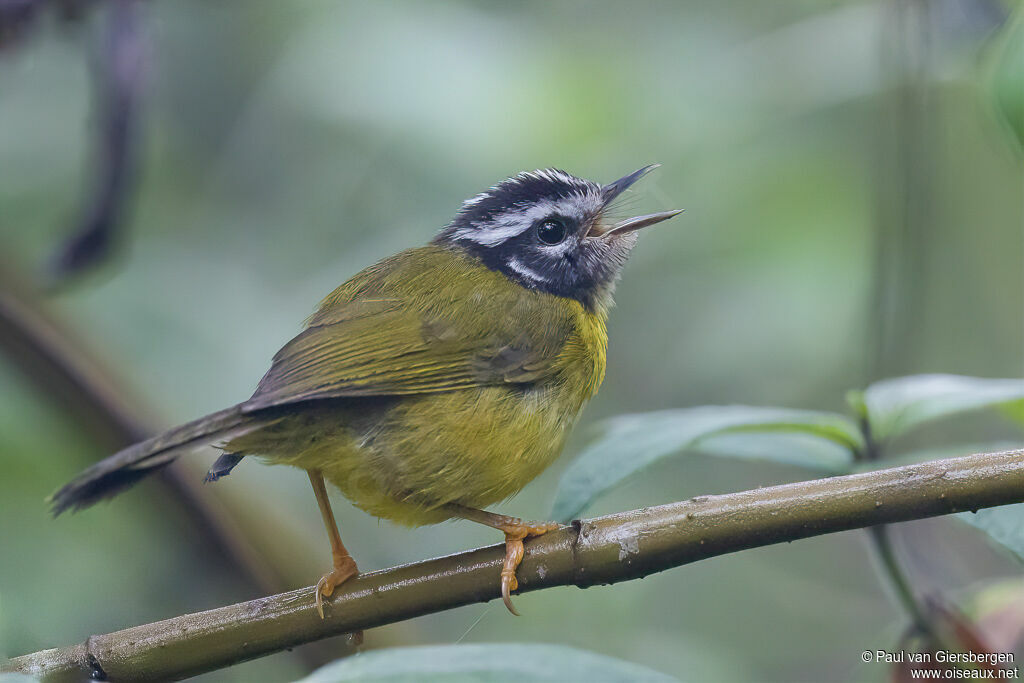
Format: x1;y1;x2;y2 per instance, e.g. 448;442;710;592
242;294;567;412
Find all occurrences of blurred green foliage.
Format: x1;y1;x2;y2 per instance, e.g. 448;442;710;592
989;6;1024;150
1;1;1023;681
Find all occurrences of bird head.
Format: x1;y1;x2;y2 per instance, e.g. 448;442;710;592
435;165;681;310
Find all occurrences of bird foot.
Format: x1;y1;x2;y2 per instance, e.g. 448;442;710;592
315;554;358;619
498;519;560;616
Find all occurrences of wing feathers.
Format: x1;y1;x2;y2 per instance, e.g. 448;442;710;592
242;247;576;412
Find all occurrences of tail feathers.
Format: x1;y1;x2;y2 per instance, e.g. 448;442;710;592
49;404;265;515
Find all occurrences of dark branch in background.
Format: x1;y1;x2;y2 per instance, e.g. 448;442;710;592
5;449;1024;682
0;0;40;49
0;264;282;596
867;0;933;382
0;0;276;595
47;0;142;285
0;0;143;281
0;0;98;51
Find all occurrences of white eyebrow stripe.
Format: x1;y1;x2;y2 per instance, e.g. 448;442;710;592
451;197;596;247
506;257;549;283
453;222;529;247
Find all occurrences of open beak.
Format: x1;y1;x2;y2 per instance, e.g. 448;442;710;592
602;164;661;204
592;164;683;236
607;208;684;235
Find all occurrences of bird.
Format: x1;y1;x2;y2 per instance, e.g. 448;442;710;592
49;165;682;617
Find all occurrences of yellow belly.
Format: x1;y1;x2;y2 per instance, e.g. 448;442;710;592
235;382;583;526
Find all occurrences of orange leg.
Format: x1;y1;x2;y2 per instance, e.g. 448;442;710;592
308;469;358;619
446;504;560;616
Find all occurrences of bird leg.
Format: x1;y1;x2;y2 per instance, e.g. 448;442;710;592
307;469;358;619
445;504;560;616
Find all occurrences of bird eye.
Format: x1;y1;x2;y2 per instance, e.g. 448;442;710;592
536;219;567;245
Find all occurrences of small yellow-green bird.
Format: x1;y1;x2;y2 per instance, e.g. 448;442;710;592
51;165;681;616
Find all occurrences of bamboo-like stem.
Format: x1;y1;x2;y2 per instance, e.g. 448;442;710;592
5;449;1024;682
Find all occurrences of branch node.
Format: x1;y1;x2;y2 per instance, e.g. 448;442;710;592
84;636;107;681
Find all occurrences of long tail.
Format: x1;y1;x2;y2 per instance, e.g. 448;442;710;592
49;404;269;515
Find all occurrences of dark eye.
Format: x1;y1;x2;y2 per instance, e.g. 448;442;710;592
536;219;567;245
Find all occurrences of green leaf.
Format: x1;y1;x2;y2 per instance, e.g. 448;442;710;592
958;504;1024;565
857;374;1024;442
551;405;862;522
298;644;679;683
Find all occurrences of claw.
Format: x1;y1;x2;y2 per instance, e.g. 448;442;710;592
315;576;328;620
313;555;358;619
501;536;525;615
498;520;560;616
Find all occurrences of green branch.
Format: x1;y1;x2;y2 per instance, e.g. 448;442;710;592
5;449;1024;681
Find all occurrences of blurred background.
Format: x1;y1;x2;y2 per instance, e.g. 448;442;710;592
1;0;1022;680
